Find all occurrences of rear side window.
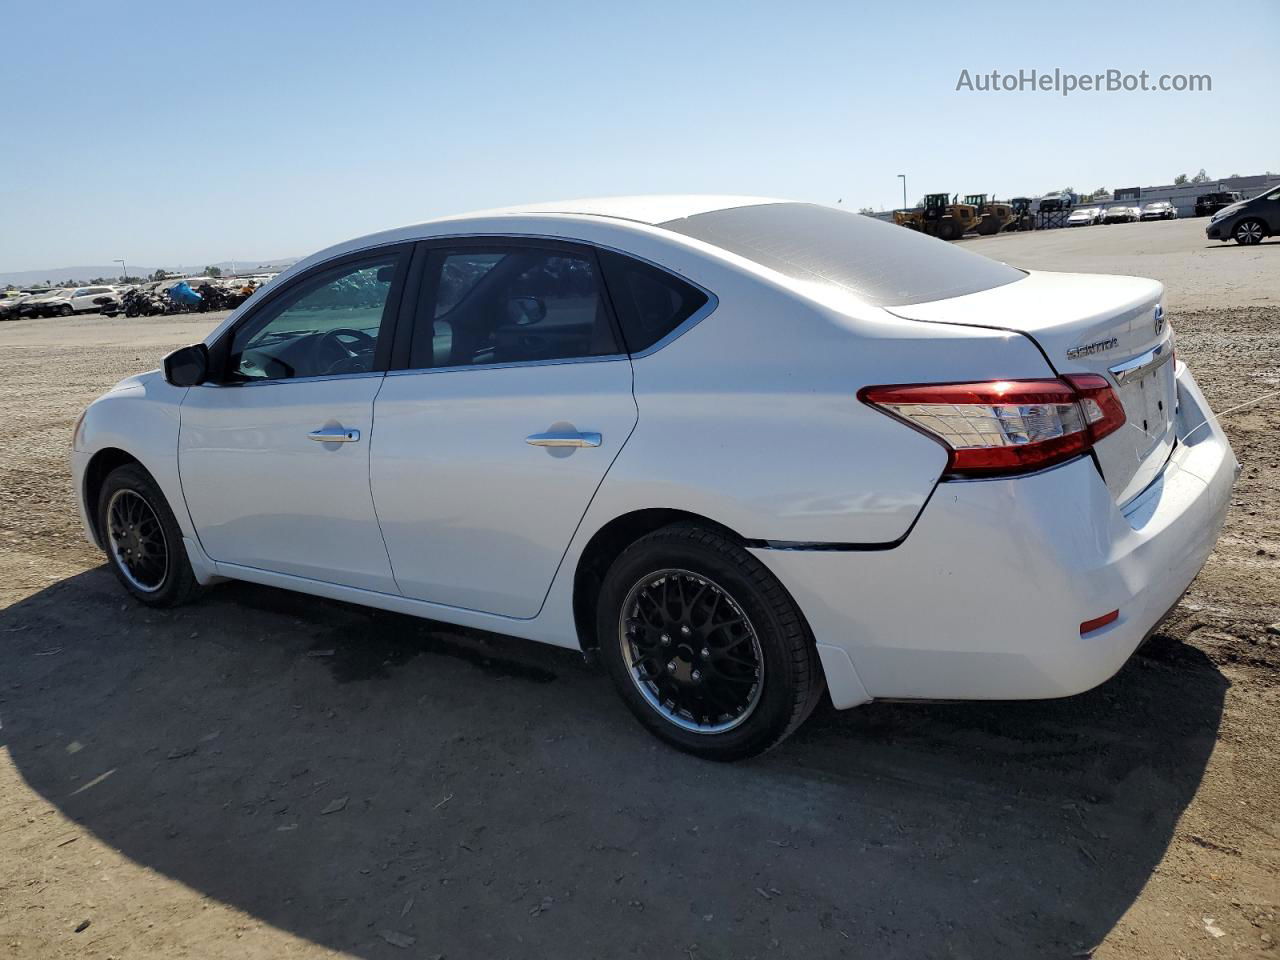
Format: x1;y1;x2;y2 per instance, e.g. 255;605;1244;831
598;250;708;353
659;202;1025;307
411;245;620;369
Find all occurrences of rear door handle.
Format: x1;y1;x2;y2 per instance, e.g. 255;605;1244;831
308;427;361;443
525;431;601;448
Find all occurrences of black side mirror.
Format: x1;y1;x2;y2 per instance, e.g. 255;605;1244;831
163;343;210;387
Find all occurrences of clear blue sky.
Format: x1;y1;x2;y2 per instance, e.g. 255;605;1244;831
2;0;1276;272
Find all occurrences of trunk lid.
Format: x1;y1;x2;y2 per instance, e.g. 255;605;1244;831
887;270;1176;506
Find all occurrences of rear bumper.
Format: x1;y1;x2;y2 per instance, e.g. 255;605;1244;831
753;363;1236;708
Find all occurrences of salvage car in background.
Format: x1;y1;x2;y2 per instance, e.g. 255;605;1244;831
0;292;37;320
1038;191;1074;212
1204;185;1280;245
1194;191;1243;217
1140;201;1178;221
43;285;119;316
70;197;1236;759
20;288;74;318
1103;205;1140;224
1067;206;1105;226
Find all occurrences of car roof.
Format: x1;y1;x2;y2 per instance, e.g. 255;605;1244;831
271;195;790;291
446;195;781;226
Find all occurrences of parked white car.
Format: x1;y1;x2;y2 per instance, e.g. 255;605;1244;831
71;197;1237;759
1140;201;1179;221
45;285;118;316
1067;206;1104;226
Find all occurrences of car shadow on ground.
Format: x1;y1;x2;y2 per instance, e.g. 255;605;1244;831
1203;239;1279;249
1;567;1226;958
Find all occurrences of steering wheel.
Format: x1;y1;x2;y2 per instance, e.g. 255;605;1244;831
316;327;377;375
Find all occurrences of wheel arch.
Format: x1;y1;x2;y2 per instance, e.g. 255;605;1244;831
571;508;761;652
82;447;145;546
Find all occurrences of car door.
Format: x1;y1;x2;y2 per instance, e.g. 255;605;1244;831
1259;187;1280;232
178;246;411;593
370;239;637;618
75;286;107;311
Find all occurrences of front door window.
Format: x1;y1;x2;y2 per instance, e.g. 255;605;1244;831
228;255;402;381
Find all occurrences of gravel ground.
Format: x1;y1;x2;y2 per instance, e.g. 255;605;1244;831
0;219;1276;959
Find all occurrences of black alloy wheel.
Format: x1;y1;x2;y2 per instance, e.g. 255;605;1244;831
598;524;825;760
97;463;201;607
1234;219;1266;245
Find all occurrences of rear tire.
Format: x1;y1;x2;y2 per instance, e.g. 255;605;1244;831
97;464;201;607
1234;219;1266;245
596;524;825;761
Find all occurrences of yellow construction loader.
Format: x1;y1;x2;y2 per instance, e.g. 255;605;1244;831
963;194;1015;235
893;193;977;241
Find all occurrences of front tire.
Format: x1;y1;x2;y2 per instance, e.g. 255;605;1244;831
1234;219;1266;245
97;464;201;607
597;524;825;760
58;304;73;316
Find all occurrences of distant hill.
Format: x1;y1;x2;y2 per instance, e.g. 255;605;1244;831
0;258;297;288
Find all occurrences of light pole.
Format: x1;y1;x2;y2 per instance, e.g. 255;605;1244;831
897;174;907;211
113;258;127;283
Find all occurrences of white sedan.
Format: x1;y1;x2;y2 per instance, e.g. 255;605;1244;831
71;196;1237;759
1066;206;1104;226
1140;201;1179;221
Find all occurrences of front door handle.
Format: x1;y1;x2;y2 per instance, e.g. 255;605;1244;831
308;427;361;443
526;431;601;448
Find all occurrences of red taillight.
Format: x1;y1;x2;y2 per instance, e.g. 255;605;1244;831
1062;374;1126;443
859;376;1126;478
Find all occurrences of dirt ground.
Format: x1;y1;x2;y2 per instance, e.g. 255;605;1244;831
0;218;1276;959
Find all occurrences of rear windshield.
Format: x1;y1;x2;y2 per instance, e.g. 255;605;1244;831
658;202;1024;307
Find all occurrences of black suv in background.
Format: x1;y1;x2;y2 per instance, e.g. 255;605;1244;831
1194;191;1243;217
1205;186;1280;245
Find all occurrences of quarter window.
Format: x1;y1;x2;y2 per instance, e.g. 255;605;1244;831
598;250;709;352
412;246;619;369
227;254;402;382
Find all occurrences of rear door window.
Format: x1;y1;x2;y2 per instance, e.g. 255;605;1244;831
411;245;620;369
